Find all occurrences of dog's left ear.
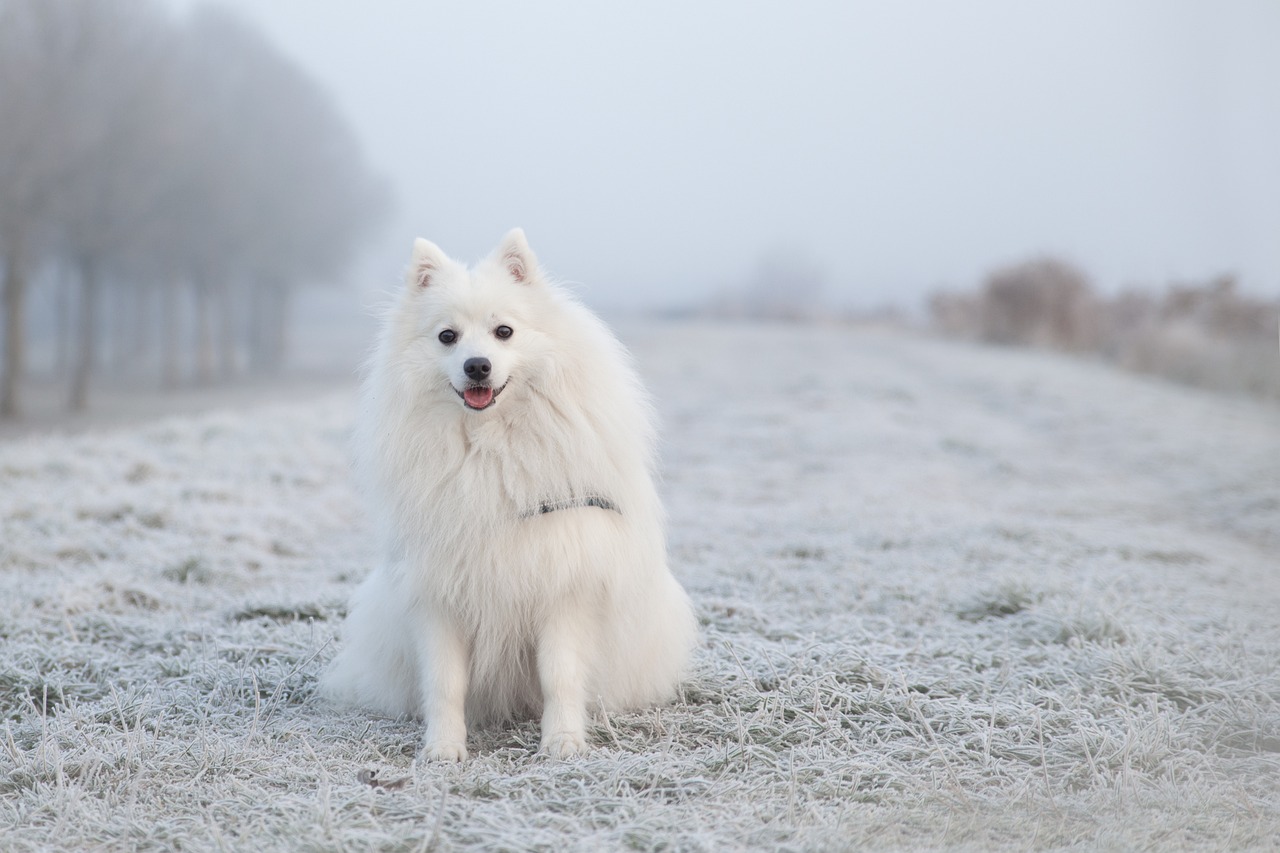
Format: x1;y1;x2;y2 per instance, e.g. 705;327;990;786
498;228;538;284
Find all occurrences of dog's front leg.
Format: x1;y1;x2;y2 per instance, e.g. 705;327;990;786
536;605;591;758
419;610;470;761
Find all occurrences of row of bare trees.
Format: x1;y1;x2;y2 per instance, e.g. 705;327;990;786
0;0;386;418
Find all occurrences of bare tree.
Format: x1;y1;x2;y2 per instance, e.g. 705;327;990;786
0;0;387;418
177;6;387;374
703;249;828;321
0;0;84;416
52;1;171;410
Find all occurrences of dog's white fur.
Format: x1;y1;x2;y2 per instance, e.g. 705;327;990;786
321;229;697;760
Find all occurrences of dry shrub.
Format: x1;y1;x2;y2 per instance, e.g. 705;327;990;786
1114;277;1280;399
978;258;1098;350
931;262;1280;401
928;291;980;338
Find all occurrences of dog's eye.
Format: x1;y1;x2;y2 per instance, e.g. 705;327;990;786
438;329;457;345
494;325;513;340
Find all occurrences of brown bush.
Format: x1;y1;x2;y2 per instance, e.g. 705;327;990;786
928;291;980;338
928;259;1280;401
1114;277;1279;399
978;258;1098;350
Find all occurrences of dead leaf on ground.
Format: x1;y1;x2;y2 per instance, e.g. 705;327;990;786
357;768;410;790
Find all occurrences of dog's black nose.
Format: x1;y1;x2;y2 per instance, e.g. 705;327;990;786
463;357;491;381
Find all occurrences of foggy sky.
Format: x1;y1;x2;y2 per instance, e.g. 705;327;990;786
170;0;1280;310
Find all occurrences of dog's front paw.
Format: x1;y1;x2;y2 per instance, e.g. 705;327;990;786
422;740;468;762
540;730;588;759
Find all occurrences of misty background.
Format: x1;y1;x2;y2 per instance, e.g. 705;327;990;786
190;0;1280;308
2;0;1278;423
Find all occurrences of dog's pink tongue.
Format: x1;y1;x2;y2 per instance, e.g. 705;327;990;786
464;387;493;409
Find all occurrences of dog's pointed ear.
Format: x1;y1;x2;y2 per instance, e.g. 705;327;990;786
498;228;538;284
409;238;447;289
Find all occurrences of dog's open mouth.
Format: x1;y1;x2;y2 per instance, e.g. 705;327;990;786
456;382;507;410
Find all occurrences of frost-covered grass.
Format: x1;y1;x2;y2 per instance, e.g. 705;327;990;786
2;322;1278;851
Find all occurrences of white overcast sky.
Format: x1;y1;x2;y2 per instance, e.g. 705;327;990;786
171;0;1280;310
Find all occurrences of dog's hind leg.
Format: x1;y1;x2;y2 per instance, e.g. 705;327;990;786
418;609;471;762
320;564;419;718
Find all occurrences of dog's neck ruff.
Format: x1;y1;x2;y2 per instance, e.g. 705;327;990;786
520;493;620;520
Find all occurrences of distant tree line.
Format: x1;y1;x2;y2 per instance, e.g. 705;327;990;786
0;0;387;418
930;258;1280;400
689;250;828;322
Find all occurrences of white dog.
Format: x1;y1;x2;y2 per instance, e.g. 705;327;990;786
321;229;697;760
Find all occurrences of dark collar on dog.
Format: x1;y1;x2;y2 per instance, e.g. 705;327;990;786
521;494;620;520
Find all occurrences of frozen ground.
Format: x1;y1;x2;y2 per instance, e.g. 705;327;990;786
1;322;1277;851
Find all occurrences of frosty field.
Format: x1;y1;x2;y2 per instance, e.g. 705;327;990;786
1;322;1278;851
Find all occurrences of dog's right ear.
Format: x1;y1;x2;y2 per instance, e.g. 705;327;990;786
408;238;447;289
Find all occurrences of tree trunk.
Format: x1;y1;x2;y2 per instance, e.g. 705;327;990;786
131;280;150;369
1;246;28;419
194;277;214;385
216;280;236;380
159;279;181;389
68;258;99;412
108;280;127;373
247;281;266;373
248;280;289;374
54;265;73;378
270;283;290;372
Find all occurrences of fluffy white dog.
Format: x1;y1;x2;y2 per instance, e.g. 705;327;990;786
321;229;697;760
